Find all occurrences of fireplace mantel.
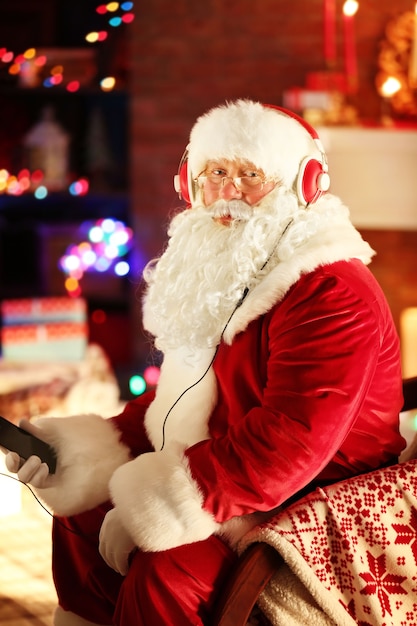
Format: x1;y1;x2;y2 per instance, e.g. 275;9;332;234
318;126;417;230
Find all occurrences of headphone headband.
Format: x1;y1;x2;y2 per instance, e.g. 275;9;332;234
174;103;330;207
263;104;320;140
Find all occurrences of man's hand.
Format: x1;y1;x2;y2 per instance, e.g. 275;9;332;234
3;419;53;488
99;508;136;576
5;452;50;487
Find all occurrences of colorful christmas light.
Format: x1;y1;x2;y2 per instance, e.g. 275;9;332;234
59;218;133;297
96;2;134;14
0;168;90;197
100;76;116;91
86;0;135;56
0;2;134;92
129;365;161;396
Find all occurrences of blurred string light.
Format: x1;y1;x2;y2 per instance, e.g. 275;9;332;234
0;2;134;92
83;2;135;92
59;218;134;297
2;47;46;76
0;168;89;197
129;374;147;396
85;32;108;43
100;76;116;91
0;47;80;93
129;365;161;396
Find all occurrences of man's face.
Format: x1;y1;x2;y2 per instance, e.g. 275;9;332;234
198;158;277;225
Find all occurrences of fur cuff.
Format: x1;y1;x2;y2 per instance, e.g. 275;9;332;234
109;445;220;551
33;414;131;516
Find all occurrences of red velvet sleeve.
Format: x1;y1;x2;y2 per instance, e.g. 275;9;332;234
110;390;156;456
185;262;404;522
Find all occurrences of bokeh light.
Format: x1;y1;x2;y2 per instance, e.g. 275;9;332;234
144;366;161;386
129;375;147;396
59;218;133;296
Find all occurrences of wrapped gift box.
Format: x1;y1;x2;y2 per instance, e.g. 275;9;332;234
282;87;333;113
1;297;86;325
1;297;88;362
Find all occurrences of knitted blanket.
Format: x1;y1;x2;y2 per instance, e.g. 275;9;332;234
240;459;417;626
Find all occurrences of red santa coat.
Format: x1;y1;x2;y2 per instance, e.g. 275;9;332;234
106;258;404;550
189;259;404;521
32;199;405;553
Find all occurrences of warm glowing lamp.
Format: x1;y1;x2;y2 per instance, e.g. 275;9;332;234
380;76;401;98
378;75;402;126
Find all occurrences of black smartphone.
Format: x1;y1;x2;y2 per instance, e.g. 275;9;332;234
0;416;57;474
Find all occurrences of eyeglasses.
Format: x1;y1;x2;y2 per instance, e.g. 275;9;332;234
196;170;271;193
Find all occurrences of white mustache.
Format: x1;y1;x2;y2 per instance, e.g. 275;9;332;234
207;199;253;221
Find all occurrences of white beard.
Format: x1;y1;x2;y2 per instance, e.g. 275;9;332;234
142;188;305;353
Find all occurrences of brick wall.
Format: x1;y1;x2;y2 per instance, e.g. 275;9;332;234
128;0;417;365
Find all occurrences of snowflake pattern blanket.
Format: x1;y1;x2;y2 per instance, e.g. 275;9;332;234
240;459;417;626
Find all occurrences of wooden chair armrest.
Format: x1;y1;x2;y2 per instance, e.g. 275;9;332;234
212;542;282;626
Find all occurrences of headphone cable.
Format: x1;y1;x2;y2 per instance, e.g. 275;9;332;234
159;217;294;450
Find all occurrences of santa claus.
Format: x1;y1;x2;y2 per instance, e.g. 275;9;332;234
4;100;405;626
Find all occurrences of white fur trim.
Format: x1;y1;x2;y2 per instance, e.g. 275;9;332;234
32;414;131;516
188;99;320;191
144;346;216;450
54;606;110;626
219;509;278;550
223;194;375;343
109;445;220;552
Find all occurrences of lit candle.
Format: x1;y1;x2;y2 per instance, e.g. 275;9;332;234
409;3;417;88
324;0;337;67
343;0;359;92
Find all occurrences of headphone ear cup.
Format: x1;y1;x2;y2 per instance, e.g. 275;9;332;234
173;158;191;205
297;157;330;205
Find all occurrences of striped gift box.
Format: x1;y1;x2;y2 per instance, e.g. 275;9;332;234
1;298;88;362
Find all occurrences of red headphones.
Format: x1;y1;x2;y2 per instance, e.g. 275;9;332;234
173;104;330;207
